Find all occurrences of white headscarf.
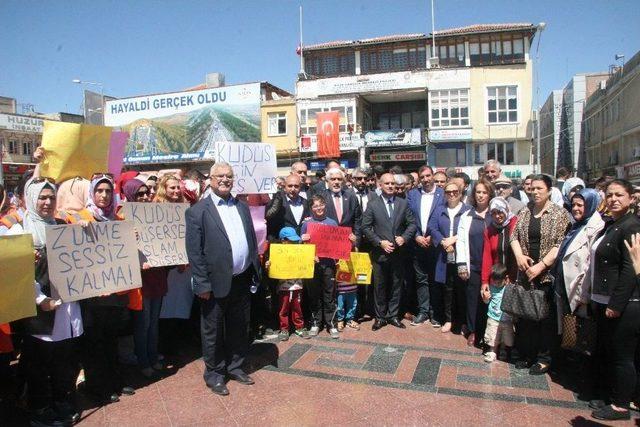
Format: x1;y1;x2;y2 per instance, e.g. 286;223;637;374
489;197;514;229
22;178;57;249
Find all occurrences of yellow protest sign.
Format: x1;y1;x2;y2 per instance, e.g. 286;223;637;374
268;244;316;279
40;121;112;182
0;234;36;324
336;252;373;285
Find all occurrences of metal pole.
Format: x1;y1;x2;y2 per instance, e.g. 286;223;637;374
299;6;304;74
431;0;436;56
100;84;105;126
536;110;541;174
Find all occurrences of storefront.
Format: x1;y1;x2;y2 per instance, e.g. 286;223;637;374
368;148;426;172
623;160;640;184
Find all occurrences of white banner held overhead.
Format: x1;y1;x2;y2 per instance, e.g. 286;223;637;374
45;221;142;302
214;141;278;194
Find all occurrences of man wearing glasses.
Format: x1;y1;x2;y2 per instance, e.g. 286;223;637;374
494;175;525;215
186;162;261;396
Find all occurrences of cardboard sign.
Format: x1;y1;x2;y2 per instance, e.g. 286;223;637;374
45;221;142;302
214;141;277;194
40;121;112;182
120;202;189;267
0;234;36;324
307;222;352;260
336;252;373;285
268;244;316;279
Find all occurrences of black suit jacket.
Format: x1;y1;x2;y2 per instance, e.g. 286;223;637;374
265;191;310;239
321;189;362;247
186;196;261;298
361;195;417;262
591;212;640;312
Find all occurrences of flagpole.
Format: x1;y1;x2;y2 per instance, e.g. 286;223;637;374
299;5;304;74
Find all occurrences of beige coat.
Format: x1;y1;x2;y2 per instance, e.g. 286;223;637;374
559;212;605;319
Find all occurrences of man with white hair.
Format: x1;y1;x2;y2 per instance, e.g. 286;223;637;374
483;160;502;183
321;167;362;247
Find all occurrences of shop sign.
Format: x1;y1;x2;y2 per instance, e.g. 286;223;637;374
624;161;640;181
364;128;421;147
309;159;356;171
299;133;363;153
0;114;44;133
429;128;472;142
369;151;425;162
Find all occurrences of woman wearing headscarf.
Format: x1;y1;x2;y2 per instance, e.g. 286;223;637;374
55;177;94;223
554;189;604;322
7;178;83;426
121;179;169;378
80;175;135;405
481;197;519;289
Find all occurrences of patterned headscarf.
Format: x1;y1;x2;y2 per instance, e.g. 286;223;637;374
489;197;514;229
22;178;57;248
86;175;116;221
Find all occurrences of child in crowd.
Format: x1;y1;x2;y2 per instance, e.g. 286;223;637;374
265;227;310;341
481;263;514;363
336;279;360;331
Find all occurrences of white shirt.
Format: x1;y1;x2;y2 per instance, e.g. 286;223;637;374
420;186;436;233
210;193;251;275
355;190;368;212
34;282;83;342
382;195;395;218
287;196;304;225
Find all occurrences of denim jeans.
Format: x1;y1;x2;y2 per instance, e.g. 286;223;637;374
134;297;162;369
337;292;358;321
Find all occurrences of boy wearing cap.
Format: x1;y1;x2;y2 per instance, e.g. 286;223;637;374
265;227;311;341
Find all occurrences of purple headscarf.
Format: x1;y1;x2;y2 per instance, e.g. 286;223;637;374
122;178;147;203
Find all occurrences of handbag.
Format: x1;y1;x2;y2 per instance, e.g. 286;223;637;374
561;310;596;355
500;282;550;321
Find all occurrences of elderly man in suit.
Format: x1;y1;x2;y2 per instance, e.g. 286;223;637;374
186;162;261;396
362;173;417;330
407;165;445;326
321;167;362;248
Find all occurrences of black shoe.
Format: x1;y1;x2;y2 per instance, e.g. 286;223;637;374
515;360;530;370
120;386;135;396
229;372;254;385
210;381;229;396
54;401;81;425
30;406;67;427
410;314;428;325
389;318;406;329
592;405;630;421
429;319;442;328
588;399;606;410
528;363;549;376
372;319;386;331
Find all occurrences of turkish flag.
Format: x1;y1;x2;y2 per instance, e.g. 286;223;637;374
316;111;340;158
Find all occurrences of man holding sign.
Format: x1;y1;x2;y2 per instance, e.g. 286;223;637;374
186;162;261;396
362;173;417;331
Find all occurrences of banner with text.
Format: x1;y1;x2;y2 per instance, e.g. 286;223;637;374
215;141;277;194
336;252;373;285
307;223;352;260
120;202;189;267
268;244;316;279
45;221;142;302
0;234;36;324
104;83;261;164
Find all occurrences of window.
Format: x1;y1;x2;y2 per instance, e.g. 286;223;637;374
304;52;354;77
299;104;356;136
473;142;516;165
23;141;33;155
430;89;469;128
437;41;465;66
361;44;426;73
267;112;287;136
469;35;526;65
8;139;18;154
487;86;518;123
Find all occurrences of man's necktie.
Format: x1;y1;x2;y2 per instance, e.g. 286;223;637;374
334;193;343;223
387;199;394;219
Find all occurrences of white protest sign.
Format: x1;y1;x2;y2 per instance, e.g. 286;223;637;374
45;221;142;302
120;202;189;267
215;141;277;194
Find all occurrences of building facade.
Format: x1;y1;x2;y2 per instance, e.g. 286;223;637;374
296;23;539;179
538;90;563;175
260;97;299;170
583;51;640;183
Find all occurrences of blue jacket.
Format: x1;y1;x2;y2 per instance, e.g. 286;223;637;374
406;186;445;237
426;203;470;283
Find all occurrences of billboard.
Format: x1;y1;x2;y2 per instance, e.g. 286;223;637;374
104;83;261;164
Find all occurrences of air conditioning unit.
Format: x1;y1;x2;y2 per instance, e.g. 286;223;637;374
633;147;640;158
599;80;607;90
531;110;539;121
429;56;440;68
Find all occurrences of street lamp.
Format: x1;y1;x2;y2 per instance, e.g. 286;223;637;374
72;79;104;125
534;22;546;174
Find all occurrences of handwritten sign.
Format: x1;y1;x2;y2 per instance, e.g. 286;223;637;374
0;234;36;324
40;121;112;182
120;202;189;267
268;244;316;279
215;141;277;194
336;252;373;285
45;221;142;302
307;222;352;260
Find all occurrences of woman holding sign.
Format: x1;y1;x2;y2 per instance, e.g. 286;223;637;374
79;175;136;404
6;177;83;426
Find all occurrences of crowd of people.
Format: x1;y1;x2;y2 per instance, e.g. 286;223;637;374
1;157;640;425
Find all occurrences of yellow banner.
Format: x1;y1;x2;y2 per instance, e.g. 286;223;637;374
268;244;316;279
0;234;36;324
336;252;373;285
40;121;112;182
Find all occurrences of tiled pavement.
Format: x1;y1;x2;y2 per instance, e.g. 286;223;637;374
17;320;640;426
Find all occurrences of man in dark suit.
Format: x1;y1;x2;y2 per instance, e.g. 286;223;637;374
308;159;341;199
265;174;310;238
407;165;445;326
186;162;261;396
321;167;362;247
362;173;417;330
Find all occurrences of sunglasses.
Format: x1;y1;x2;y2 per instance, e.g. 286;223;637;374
354;176;367;181
136;190;150;197
495;184;511;190
92;172;114;180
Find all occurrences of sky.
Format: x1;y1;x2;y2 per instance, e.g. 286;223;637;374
1;0;639;115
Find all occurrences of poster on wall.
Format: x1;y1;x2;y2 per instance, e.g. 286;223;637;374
104;83;262;164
